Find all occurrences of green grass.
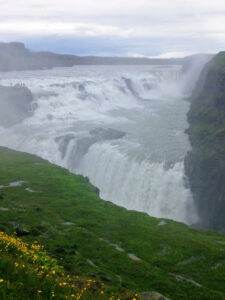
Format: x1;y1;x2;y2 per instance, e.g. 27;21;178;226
0;147;225;299
0;231;141;300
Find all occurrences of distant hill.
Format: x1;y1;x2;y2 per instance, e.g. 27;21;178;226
0;42;184;72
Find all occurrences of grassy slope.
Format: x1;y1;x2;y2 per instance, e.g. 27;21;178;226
0;231;98;300
0;147;225;299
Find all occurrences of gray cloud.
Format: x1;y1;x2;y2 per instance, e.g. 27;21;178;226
0;0;224;56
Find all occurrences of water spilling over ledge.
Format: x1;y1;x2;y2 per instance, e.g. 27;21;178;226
0;65;201;224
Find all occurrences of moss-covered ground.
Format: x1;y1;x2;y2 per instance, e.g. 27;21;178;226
0;147;225;299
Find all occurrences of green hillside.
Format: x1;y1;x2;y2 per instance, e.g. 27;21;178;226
0;147;225;299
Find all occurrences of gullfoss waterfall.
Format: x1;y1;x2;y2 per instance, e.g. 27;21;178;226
0;65;199;224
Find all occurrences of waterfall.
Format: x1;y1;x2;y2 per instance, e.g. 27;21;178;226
0;65;199;224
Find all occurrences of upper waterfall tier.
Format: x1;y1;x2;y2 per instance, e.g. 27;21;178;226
0;65;200;224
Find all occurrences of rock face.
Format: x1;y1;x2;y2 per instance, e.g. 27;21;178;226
139;291;170;300
55;128;126;161
0;84;35;127
185;52;225;231
89;127;126;140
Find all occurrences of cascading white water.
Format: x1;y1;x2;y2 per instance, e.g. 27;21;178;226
75;142;195;223
0;65;199;224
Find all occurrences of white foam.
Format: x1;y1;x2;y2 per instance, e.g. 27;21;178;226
0;65;198;225
75;142;198;224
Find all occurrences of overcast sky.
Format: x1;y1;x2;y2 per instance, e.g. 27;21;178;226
0;0;225;57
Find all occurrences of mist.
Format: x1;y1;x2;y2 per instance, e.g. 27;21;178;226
0;50;211;225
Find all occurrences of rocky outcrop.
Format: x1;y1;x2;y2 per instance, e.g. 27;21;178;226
185;52;225;231
89;127;126;140
139;291;170;300
55;128;126;161
0;84;35;127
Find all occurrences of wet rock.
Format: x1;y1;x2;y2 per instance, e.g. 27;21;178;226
90;127;126;140
25;187;38;193
35;91;58;98
177;256;204;265
78;84;85;91
68;128;124;161
75;137;97;157
0;181;26;189
139;291;170;300
123;77;140;98
184;53;225;231
87;259;97;268
110;243;124;252
169;273;202;287
163;160;175;170
55;128;126;163
47;114;53;121
0;207;9;211
211;260;225;269
0;85;35;127
93;186;100;196
49;83;67;88
157;220;167;226
62;222;75;226
128;253;141;261
55;134;75;159
9;181;26;187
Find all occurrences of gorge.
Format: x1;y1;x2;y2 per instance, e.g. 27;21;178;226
0;62;202;226
0;45;223;230
0;44;225;299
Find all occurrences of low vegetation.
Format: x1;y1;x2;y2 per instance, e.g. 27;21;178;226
0;146;225;299
0;231;141;300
